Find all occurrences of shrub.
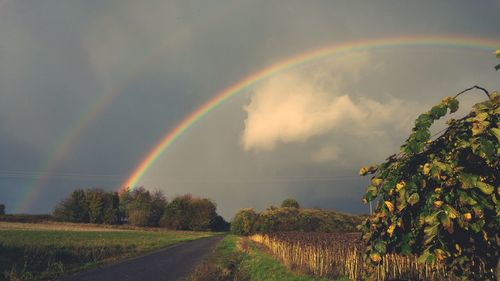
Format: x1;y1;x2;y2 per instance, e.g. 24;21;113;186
230;208;258;235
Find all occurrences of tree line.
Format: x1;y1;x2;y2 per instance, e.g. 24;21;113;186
230;199;363;235
53;187;229;231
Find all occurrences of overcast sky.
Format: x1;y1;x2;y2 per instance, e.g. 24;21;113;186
0;0;499;218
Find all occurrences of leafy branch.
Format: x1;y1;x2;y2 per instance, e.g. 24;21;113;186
359;86;499;280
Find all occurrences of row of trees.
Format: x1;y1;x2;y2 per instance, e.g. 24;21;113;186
230;199;363;235
53;187;229;231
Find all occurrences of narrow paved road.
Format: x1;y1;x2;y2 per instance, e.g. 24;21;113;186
58;236;223;281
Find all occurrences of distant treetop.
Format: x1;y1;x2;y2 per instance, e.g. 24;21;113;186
280;198;300;208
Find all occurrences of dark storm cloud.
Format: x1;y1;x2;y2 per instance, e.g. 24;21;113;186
0;0;499;216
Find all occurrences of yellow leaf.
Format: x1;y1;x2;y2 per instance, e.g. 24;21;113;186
370;252;382;262
396;181;406;191
464;213;472;221
387;224;396;237
433;201;443;208
435;249;447;261
447;208;457;219
384;201;394;213
371;178;383;187
359;167;369;176
441;96;452;104
422;163;431;175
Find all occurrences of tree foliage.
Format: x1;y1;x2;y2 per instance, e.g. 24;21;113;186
125;187;154;226
0;203;5;215
230;208;258;235
281;198;300;208
231;201;362;235
160;194;220;231
53;188;119;224
53;187;226;231
359;89;499;280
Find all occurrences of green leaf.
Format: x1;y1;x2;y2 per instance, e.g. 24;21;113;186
470;222;482;233
448;99;459;113
400;233;412;255
374;240;387;254
424;224;438;245
415;113;433;128
365;185;377;201
415;129;431;141
473;139;495;161
397;189;407;211
440;212;454;234
430;104;447;119
490;128;500;142
476;181;494;195
418;250;432;264
424;211;442;225
443;205;459;219
407;193;420;206
459;173;478;190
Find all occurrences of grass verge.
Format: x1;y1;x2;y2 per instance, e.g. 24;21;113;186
187;235;348;281
0;222;213;281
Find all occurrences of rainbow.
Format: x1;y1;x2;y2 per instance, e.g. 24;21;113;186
17;86;124;212
122;35;500;189
16;14;202;213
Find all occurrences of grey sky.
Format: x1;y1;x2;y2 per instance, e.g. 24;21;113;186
0;0;499;218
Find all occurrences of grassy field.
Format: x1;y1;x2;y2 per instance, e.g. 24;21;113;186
188;235;347;281
0;222;213;281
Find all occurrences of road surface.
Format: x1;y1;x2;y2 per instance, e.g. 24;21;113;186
59;236;223;281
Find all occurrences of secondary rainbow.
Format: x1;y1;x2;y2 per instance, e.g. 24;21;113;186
17;30;195;212
122;35;500;189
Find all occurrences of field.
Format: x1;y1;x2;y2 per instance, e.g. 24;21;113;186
250;232;452;281
0;222;213;280
0;215;53;224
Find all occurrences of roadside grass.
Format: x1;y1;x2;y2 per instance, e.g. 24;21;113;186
0;222;213;281
188;235;348;281
187;235;246;281
241;240;348;281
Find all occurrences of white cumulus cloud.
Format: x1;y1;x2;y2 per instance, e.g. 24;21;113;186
241;54;416;151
